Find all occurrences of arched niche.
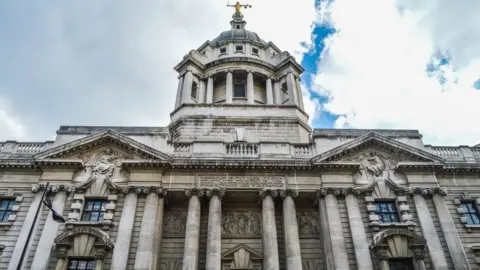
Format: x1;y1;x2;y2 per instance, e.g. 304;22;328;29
369;229;428;270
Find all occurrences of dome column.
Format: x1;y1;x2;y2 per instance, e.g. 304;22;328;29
295;76;304;110
182;70;193;104
175;75;184;108
247;70;254;104
226;71;233;103
206;77;214;104
266;77;273;105
286;72;299;107
273;81;281;105
198;79;206;103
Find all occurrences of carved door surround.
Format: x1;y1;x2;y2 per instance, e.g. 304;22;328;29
370;229;427;270
221;244;263;270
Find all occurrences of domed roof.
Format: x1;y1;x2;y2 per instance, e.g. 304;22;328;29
212;29;266;45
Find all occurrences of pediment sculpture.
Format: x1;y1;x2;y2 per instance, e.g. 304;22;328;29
74;148;129;196
353;152;408;197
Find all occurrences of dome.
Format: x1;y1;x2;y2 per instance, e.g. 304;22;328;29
212;29;267;46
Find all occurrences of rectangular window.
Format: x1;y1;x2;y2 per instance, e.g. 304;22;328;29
235;45;243;53
82;200;107;222
375;201;399;223
219;47;227;55
68;258;96;270
252;47;259;55
0;199;15;222
234;83;246;98
461;202;480;224
388;259;415;270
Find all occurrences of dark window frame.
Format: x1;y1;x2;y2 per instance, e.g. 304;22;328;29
235;45;244;53
0;199;16;222
388;258;415;270
82;200;108;222
233;83;246;98
461;201;480;225
67;257;96;270
375;201;400;223
252;47;259;55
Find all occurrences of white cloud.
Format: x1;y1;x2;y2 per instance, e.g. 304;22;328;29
0;97;25;141
313;0;480;145
0;0;316;141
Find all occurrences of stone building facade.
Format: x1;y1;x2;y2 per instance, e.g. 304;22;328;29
0;5;479;270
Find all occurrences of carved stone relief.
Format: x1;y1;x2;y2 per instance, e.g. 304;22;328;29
159;260;183;270
222;210;262;237
302;260;322;270
199;175;285;189
296;211;320;236
163;210;187;236
73;148;130;196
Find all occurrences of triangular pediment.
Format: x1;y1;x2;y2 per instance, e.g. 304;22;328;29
34;129;172;161
312;132;444;164
221;244;263;260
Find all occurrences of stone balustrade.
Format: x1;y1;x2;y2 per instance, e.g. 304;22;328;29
173;143;192;156
225;142;259;157
0;141;54;154
291;144;312;158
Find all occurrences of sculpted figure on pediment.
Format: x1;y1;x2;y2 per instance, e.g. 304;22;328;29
74;148;129;196
353;152;407;197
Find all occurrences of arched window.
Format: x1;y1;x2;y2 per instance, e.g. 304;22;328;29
191;81;198;100
370;229;428;270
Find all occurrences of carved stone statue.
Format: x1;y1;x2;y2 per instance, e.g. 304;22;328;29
91;148;121;179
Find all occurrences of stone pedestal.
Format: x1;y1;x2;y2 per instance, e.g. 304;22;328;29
260;190;280;270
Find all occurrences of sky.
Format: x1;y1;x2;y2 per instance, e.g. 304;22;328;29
0;0;479;146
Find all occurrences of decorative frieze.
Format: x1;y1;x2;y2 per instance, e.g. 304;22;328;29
163;210;187;236
296;211;320;236
222;210;262;237
199;175;285;189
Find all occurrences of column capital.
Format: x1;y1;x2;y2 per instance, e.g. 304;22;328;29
259;189;278;199
185;188;205;197
409;187;447;197
118;185;137;194
39;184;74;194
279;189;299;198
205;188;226;198
156;187;168;197
316;188;348;197
54;246;70;259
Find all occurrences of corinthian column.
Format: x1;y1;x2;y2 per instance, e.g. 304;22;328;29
280;189;302;270
111;187;138;269
183;188;205;270
259;189;280;270
134;187;168;270
206;189;226;270
31;185;68;270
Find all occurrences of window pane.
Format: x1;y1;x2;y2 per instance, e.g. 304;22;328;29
388;203;395;212
85;202;93;211
0;201;9;210
93;202;101;211
86;261;95;269
467;203;476;212
69;260;78;268
380;204;388;212
0;211;6;222
90;212;99;221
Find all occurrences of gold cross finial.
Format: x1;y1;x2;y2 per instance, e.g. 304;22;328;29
227;1;252;13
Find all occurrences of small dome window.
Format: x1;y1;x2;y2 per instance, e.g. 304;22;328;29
252;47;259;55
235;45;244;53
219;47;227;55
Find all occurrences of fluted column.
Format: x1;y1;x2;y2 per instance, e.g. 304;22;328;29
259;189;280;270
111;187;138;269
266;77;273;105
316;190;335;269
206;77;214;104
295;77;305;110
247;71;254;104
206;189;226;270
175;75;184;108
345;191;373;270
31;185;68;270
325;189;350;270
134;187;168;270
183;188;205;270
199;79;206;103
286;72;299;106
432;190;470;270
225;71;233;103
273;81;281;105
412;189;448;270
182;70;193;104
280;189;302;270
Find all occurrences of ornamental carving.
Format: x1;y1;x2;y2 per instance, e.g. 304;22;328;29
164;210;187;235
222;211;262;237
297;211;320;235
199;175;285;189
